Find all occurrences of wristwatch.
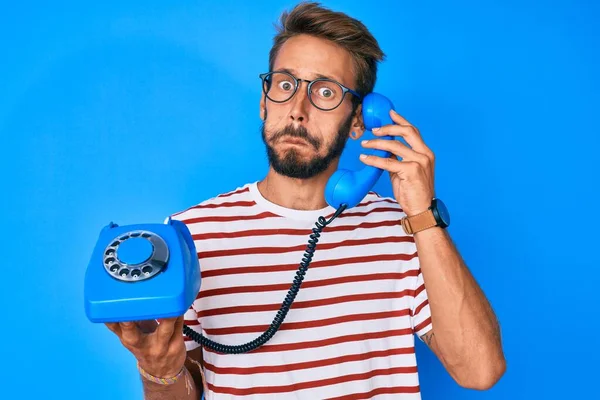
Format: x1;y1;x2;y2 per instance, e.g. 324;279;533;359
400;198;450;234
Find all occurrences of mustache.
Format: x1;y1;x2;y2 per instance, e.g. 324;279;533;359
271;124;321;149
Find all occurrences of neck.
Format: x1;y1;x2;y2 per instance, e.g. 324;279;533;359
257;161;339;211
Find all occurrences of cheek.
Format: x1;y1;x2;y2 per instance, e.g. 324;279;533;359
265;109;288;128
320;116;349;141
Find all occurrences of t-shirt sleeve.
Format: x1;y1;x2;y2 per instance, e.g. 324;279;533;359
411;266;433;339
163;216;203;351
183;302;203;351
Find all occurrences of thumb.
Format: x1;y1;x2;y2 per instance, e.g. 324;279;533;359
120;321;144;347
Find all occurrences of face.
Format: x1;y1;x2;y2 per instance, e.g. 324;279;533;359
260;34;363;179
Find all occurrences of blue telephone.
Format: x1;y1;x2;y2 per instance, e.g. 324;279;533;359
84;92;396;353
325;92;395;209
84;218;201;323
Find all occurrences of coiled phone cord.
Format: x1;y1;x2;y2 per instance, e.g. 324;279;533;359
182;203;347;354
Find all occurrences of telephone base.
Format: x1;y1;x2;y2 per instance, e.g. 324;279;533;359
83;219;200;323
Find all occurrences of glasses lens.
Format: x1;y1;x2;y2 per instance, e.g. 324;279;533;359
309;80;344;110
263;72;296;102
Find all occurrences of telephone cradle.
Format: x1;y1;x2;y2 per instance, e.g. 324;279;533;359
84;92;397;354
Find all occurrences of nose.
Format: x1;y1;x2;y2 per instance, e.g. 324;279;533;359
289;81;311;123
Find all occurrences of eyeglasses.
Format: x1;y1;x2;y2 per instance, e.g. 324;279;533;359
259;71;362;111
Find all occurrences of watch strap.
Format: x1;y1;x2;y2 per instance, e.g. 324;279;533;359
401;209;438;234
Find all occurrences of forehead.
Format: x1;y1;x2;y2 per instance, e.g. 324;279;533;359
272;34;355;88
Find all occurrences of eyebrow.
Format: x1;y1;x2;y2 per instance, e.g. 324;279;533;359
277;67;341;84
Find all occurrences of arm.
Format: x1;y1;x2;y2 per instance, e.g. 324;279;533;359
140;347;204;399
414;227;505;390
359;109;505;390
141;369;198;400
106;318;204;400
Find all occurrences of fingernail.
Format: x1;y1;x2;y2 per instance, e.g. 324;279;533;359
359;154;367;159
372;127;380;131
361;140;369;145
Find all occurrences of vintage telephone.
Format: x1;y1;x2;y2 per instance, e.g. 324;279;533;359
84;92;396;354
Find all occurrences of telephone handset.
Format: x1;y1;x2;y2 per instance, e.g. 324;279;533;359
325;92;395;209
84;93;397;354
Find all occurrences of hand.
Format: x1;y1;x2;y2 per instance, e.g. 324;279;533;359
359;109;435;216
105;316;186;378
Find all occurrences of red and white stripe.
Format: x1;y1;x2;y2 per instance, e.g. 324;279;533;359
172;182;432;399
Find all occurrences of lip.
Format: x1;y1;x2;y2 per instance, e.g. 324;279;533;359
280;137;308;146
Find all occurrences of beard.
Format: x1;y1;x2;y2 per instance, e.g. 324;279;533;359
261;115;353;179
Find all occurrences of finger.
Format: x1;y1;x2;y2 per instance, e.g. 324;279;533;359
173;315;185;334
168;317;186;347
359;153;403;173
373;110;433;158
119;321;144;347
136;319;159;334
105;322;122;336
361;138;426;163
370;124;414;148
372;123;427;157
388;108;414;127
156;317;179;343
360;154;422;178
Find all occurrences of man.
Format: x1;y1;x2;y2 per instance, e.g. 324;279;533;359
106;2;506;399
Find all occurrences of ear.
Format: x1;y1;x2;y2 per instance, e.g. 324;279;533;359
259;94;267;120
349;103;365;140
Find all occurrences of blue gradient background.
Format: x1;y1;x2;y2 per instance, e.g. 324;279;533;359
1;1;598;399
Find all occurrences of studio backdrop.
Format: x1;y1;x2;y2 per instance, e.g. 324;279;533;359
0;1;598;399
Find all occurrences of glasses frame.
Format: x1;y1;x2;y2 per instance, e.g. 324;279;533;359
259;70;362;111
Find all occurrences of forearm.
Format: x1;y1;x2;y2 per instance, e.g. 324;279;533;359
414;227;504;387
141;367;200;400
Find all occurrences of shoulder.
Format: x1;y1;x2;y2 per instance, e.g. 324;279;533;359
166;182;255;222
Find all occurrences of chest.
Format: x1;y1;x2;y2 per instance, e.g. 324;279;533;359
193;221;419;339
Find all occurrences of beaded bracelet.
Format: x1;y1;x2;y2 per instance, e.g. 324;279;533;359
137;362;186;385
137;356;206;396
137;359;202;396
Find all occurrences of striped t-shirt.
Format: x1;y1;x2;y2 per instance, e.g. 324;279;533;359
170;181;432;399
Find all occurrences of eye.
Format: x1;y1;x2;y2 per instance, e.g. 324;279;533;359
278;80;294;91
317;86;335;98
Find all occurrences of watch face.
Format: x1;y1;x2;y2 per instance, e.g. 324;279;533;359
434;199;450;227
